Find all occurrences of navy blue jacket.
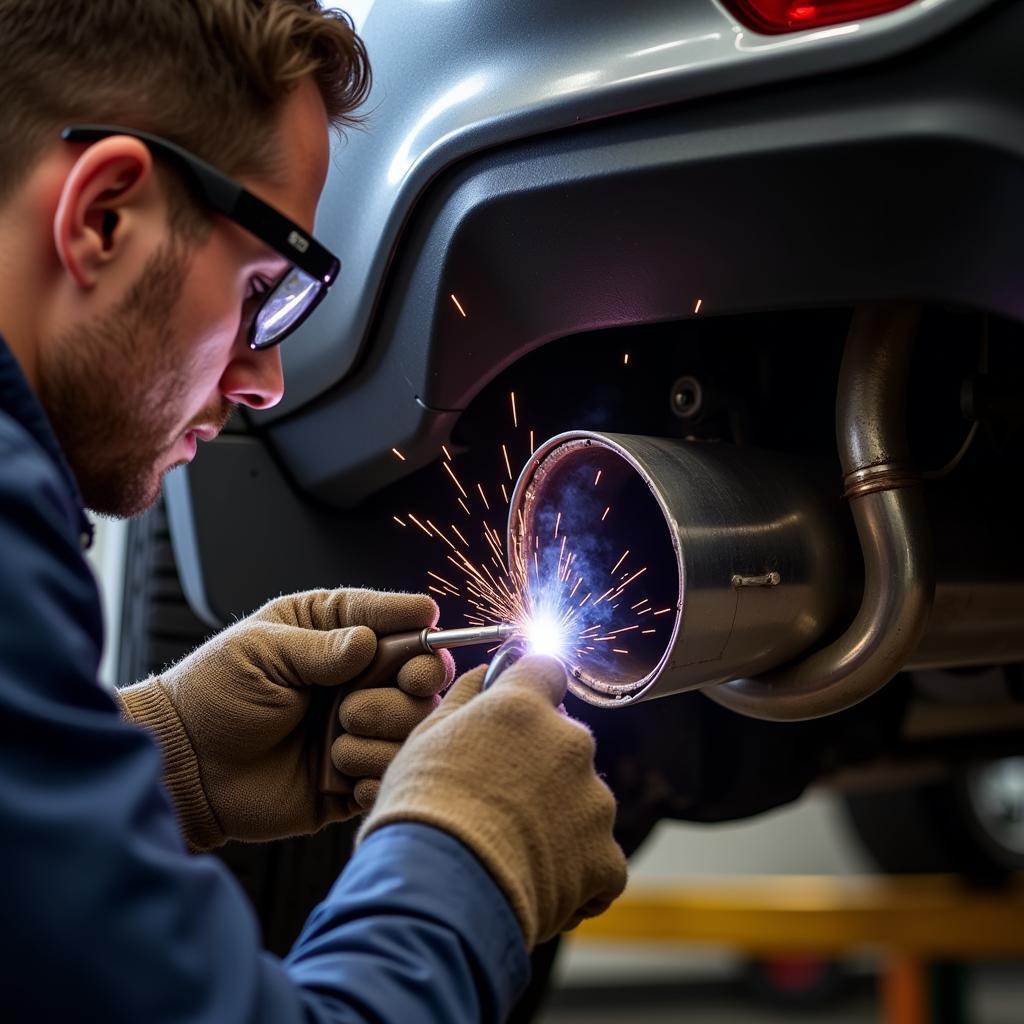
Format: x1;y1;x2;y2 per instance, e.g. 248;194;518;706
0;335;528;1022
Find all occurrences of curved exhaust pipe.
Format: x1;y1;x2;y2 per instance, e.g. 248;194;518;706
706;304;934;720
507;305;937;719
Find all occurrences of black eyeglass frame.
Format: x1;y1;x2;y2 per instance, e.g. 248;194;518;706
61;124;341;349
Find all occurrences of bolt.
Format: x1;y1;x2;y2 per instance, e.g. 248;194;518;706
670;375;703;419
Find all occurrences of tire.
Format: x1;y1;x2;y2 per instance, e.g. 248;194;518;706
117;497;561;1009
842;760;1024;880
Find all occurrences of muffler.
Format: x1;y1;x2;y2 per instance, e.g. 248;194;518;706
507;432;850;706
507;305;1024;720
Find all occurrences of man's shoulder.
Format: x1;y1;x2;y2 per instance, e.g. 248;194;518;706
0;402;82;536
0;401;99;608
0;404;104;683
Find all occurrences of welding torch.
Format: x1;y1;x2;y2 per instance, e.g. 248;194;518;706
320;623;518;794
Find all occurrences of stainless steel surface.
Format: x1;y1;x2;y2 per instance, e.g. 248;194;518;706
508;421;1024;710
509;298;1024;713
263;0;993;420
506;431;849;707
910;473;1024;669
482;637;527;691
707;304;935;721
912;581;1024;668
424;623;517;651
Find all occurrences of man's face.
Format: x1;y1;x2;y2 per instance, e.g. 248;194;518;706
39;78;331;517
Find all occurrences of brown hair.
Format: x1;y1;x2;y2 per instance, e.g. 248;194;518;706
0;0;370;205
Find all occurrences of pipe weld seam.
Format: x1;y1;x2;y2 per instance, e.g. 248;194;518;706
843;463;922;500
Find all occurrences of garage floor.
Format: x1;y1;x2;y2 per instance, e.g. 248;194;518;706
534;801;1024;1023
537;967;1024;1023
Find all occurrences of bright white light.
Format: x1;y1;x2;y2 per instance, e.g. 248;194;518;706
524;613;566;660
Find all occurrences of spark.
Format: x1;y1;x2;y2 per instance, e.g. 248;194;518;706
613;566;648;597
407;513;433;538
426;520;458;551
443;461;468;499
451;293;467;317
694;298;703;314
395;388;668;670
392;448;406;461
642;629;657;635
623;353;630;366
654;607;673;616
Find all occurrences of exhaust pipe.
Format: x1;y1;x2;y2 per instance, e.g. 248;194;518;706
507;431;850;707
508;305;1018;720
705;304;933;720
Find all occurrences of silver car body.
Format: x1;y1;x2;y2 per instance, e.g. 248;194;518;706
267;0;996;420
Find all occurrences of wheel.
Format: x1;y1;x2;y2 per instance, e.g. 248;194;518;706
842;759;1024;880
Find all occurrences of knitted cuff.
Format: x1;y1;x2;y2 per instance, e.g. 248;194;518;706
115;680;223;852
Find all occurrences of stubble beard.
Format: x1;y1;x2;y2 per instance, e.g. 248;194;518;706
40;240;206;518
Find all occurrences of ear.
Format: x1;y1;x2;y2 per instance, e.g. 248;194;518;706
53;136;158;290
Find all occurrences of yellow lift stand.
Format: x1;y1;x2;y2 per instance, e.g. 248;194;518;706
572;875;1024;1024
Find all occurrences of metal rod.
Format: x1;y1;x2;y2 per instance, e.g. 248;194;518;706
424;623;518;651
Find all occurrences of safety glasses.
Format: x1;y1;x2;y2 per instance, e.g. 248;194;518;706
61;125;340;350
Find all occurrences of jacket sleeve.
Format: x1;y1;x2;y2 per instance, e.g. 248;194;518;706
0;425;528;1023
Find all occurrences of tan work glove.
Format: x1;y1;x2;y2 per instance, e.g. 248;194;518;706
357;655;628;949
117;588;453;851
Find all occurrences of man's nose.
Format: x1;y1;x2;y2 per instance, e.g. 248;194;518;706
219;344;285;410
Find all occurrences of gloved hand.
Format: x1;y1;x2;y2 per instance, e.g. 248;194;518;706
116;588;453;850
357;656;628;949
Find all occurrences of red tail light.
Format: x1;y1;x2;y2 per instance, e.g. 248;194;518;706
723;0;917;34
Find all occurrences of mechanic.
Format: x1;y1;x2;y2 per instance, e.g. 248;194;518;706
0;3;626;1022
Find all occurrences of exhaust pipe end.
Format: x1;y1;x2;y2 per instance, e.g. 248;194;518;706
507;431;849;707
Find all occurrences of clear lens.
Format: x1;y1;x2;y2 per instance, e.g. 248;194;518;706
252;266;321;348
